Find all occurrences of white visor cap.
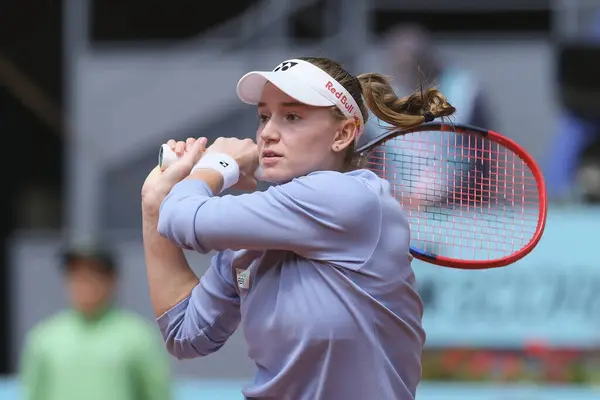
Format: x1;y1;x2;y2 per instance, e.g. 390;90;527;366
236;59;364;137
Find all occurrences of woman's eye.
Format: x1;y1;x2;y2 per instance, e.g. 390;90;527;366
286;113;300;121
258;114;269;124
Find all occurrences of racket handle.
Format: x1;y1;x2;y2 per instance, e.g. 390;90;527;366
158;144;263;180
158;144;179;171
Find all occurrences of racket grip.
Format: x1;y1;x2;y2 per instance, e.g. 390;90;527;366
158;144;179;171
158;144;263;180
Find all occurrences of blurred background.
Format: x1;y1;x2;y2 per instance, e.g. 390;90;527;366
3;0;600;398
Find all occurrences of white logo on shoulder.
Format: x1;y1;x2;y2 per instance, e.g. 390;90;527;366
236;268;251;289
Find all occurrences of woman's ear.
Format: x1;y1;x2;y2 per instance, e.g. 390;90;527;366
332;119;358;153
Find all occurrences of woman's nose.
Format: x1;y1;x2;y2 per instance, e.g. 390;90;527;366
260;120;280;142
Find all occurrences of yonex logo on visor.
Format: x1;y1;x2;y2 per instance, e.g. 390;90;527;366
273;61;298;72
325;81;355;114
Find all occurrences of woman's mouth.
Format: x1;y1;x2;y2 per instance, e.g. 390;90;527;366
262;150;283;166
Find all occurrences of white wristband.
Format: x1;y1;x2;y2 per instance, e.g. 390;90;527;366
192;153;240;192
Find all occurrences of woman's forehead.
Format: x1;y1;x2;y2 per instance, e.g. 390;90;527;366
257;83;333;113
258;83;298;104
258;94;316;111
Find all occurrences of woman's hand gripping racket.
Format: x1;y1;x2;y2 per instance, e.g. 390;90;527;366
158;144;263;179
357;122;547;270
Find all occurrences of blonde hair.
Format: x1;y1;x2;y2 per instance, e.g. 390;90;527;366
298;57;456;169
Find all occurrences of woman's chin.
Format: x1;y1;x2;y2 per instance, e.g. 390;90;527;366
260;168;296;185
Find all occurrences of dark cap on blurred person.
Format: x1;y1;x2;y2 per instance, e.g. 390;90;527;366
60;240;117;275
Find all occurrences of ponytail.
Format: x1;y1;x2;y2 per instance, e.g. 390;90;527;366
357;73;456;130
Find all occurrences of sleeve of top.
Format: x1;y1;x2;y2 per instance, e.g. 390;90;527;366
156;250;241;359
157;170;381;269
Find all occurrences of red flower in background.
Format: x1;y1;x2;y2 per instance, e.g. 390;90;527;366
525;339;550;358
500;354;523;380
440;348;468;370
466;351;494;378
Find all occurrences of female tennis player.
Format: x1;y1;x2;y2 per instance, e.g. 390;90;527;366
141;57;455;400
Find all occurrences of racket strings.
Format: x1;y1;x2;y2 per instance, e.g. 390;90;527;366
365;131;540;261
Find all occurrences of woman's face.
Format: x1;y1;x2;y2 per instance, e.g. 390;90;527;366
256;83;348;183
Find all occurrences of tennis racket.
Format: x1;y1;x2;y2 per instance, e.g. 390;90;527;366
356;122;547;270
158;123;547;270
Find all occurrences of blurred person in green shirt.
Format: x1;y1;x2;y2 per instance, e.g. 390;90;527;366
20;243;172;400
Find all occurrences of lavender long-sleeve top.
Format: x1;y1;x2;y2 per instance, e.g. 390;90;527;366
157;169;425;400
